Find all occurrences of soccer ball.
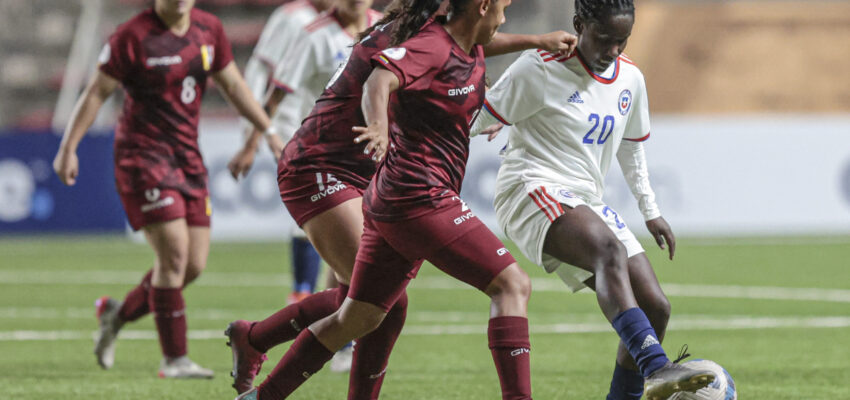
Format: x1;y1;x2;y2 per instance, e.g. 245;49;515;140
667;359;737;400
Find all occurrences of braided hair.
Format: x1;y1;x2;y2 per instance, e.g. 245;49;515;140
358;0;443;45
574;0;634;23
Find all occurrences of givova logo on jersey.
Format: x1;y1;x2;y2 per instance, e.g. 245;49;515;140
311;173;347;202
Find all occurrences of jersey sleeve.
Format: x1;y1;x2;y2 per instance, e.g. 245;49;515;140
371;36;443;89
211;17;234;72
481;51;547;126
252;7;289;64
272;29;318;93
98;30;136;82
623;74;651;141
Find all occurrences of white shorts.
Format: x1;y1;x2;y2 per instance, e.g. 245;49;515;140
494;181;644;292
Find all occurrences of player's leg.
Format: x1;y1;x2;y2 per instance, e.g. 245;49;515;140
288;227;322;304
142;218;210;378
245;198;363;352
545;205;711;398
427;223;532;400
228;198;367;393
592;253;670;400
254;221;413;400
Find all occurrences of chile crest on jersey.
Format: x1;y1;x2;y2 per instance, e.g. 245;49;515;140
618;89;632;115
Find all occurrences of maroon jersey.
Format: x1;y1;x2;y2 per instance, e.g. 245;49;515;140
362;21;487;221
279;21;395;188
99;8;233;196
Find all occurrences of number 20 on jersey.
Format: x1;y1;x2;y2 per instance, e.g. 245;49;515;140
583;113;615;145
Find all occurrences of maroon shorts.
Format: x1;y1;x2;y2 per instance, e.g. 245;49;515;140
348;200;517;311
119;187;211;231
278;166;364;227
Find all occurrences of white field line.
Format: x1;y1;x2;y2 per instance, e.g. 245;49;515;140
1;316;849;341
2;269;850;303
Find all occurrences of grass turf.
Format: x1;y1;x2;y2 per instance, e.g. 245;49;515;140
0;236;848;399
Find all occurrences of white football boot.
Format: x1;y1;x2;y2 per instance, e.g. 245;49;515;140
158;356;214;379
94;296;124;369
329;342;354;373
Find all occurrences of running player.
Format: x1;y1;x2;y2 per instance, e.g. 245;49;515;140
52;0;273;378
470;1;715;399
234;0;536;398
225;0;577;397
230;0;335;322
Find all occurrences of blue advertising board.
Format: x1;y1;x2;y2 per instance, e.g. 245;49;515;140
0;130;126;233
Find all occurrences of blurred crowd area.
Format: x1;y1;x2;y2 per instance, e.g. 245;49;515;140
0;0;848;133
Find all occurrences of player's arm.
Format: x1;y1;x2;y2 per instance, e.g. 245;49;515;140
616;140;675;259
53;70;119;186
483;31;576;58
353;66;400;163
470;53;547;138
212;62;277;178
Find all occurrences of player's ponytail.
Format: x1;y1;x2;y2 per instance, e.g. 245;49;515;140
358;0;442;44
389;0;444;46
574;0;634;23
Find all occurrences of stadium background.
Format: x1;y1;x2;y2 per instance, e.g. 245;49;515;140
1;1;849;399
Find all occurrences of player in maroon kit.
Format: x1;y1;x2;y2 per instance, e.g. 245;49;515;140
225;0;576;398
52;0;274;378
229;0;540;398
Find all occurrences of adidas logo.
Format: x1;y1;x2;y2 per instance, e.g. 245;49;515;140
641;335;660;350
568;91;584;104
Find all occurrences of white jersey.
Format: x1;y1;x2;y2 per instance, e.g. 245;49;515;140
242;0;320;136
479;49;659;220
272;9;382;138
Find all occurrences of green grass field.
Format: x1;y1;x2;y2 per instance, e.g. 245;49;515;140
1;236;849;399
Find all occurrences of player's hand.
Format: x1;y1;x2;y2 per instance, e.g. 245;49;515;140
353;123;388;163
227;146;256;180
481;123;504;141
539;31;577;57
265;134;286;161
646;217;676;260
53;149;79;186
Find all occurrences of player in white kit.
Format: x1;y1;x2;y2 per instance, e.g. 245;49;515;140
471;1;714;399
262;0;382;137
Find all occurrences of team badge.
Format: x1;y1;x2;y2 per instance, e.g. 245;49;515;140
201;45;215;71
618;89;632;115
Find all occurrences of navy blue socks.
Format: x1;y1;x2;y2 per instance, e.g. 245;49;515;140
611;307;669;377
291;237;321;293
606;362;644;400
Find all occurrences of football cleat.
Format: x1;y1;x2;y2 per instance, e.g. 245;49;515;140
94;296;124;369
158;356;214;379
644;361;716;400
329;342;354;373
234;387;259;400
226;320;268;393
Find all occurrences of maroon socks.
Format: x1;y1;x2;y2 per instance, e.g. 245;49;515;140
348;292;408;400
488;316;532;400
118;269;153;322
258;329;335;399
150;287;187;358
248;285;348;353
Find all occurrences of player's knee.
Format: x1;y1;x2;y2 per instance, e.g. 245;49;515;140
488;264;531;302
592;236;628;274
338;303;386;338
